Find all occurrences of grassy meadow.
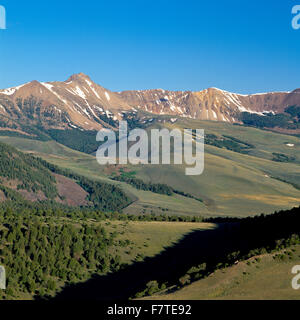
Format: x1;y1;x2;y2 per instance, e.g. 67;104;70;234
0;118;300;217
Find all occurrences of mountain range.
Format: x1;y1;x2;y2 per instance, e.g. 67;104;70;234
0;73;299;134
0;72;299;220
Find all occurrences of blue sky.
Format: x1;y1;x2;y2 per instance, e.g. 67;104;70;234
0;0;299;93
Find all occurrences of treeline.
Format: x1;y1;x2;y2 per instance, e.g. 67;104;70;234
222;135;255;148
204;133;253;154
172;189;203;203
112;175;173;195
47;129;100;154
0;196;206;223
111;174;203;203
240;106;300;130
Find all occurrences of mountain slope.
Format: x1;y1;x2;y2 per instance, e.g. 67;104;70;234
147;245;300;300
0;141;131;211
0;73;132;133
140;206;300;300
1;116;300;217
0;73;299;137
118;87;296;122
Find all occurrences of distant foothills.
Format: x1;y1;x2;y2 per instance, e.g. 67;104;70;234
0;73;299;136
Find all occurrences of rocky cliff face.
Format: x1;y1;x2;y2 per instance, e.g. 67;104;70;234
0;73;132;131
118;87;295;122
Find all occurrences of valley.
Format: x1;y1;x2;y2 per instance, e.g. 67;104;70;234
0;115;299;217
0;75;300;301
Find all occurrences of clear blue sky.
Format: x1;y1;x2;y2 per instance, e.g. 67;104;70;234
0;0;299;93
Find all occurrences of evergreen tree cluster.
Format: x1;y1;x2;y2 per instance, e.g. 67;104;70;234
240;106;300;130
112;174;203;203
204;133;254;154
112;175;173;195
0;209;127;299
47;129;100;154
0;143;57;198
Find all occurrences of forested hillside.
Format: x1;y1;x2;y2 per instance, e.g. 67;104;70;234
0;142;132;212
0;209;127;299
240;105;300;130
0;142;58;199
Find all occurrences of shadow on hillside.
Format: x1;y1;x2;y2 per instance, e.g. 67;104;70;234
44;222;254;301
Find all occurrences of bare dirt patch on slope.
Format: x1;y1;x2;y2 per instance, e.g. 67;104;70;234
54;174;89;206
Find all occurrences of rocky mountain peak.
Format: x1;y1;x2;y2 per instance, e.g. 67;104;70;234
0;74;299;133
66;73;92;83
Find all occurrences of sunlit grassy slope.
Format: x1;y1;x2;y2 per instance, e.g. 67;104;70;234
0;118;300;217
146;244;300;300
105;220;216;264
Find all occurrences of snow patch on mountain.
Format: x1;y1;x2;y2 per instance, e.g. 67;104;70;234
41;83;68;105
0;84;26;95
73;86;87;100
85;80;101;99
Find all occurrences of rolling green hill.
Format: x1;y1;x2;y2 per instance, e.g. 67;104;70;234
0;118;300;217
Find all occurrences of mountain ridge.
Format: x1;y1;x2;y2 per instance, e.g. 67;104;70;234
0;73;299;133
